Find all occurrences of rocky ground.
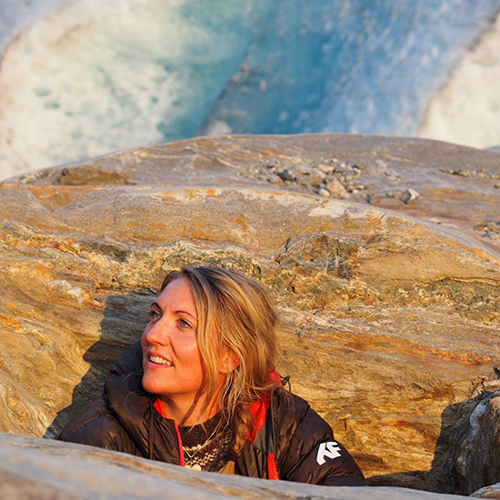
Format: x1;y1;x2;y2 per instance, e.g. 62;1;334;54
0;433;479;500
0;134;499;497
14;134;499;251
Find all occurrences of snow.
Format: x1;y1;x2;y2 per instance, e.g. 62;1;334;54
0;0;499;178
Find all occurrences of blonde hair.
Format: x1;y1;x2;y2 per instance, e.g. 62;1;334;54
160;266;278;450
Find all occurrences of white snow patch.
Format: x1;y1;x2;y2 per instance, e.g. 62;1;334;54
0;0;255;179
419;12;500;148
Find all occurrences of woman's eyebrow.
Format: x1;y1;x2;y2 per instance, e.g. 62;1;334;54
150;302;196;321
175;309;197;321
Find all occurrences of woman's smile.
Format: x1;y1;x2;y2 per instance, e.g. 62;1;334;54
147;353;173;367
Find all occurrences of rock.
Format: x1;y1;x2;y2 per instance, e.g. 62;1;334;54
269;175;284;184
326;178;350;198
471;483;500;498
277;169;296;182
316;163;335;175
400;188;420;204
385;188;420;205
475;222;500;241
0;134;499;492
297;168;325;188
439;168;476;178
0;433;471;500
10;133;497;253
459;392;500;494
426;380;500;496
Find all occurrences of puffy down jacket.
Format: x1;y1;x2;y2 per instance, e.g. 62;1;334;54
59;342;365;486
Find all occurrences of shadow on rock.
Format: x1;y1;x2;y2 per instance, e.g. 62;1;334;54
44;290;153;439
368;375;500;495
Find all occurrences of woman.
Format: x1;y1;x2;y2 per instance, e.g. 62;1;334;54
60;266;365;485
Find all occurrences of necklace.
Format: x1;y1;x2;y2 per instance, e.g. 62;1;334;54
182;424;220;460
182;420;236;472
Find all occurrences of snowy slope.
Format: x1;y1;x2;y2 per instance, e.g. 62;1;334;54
0;0;499;177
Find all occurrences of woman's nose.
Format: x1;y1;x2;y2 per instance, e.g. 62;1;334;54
144;319;171;346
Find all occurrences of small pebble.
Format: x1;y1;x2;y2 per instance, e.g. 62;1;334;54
277;169;296;182
400;188;420;204
299;171;324;187
326;178;349;199
269;175;283;184
316;163;334;175
318;188;330;197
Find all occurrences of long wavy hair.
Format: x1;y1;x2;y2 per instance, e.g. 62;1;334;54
160;266;279;451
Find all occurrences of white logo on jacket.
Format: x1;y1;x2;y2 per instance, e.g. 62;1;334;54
316;441;342;465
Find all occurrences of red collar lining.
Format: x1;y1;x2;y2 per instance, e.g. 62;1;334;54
152;371;282;444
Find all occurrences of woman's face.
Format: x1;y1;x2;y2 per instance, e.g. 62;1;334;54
141;277;204;404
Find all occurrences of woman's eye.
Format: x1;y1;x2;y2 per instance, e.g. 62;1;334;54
179;318;191;329
149;310;161;321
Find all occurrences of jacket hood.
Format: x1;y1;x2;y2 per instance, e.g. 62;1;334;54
108;340;143;378
105;341;152;456
104;341;179;462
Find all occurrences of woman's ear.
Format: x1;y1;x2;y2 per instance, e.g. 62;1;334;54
219;350;239;374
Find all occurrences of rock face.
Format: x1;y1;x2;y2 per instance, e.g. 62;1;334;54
0;134;499;494
472;483;500;499
13;134;500;254
0;433;471;500
426;378;500;496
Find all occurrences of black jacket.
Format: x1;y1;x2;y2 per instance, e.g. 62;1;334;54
59;343;365;486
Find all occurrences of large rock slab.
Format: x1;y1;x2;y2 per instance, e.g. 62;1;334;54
10;134;500;253
454;390;500;495
0;134;499;492
0;433;471;500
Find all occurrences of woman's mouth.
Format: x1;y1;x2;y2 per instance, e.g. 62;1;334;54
148;355;173;367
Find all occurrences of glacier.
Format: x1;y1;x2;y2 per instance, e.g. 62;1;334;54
0;0;499;178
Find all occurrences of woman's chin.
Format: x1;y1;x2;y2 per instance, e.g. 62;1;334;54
142;373;162;395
